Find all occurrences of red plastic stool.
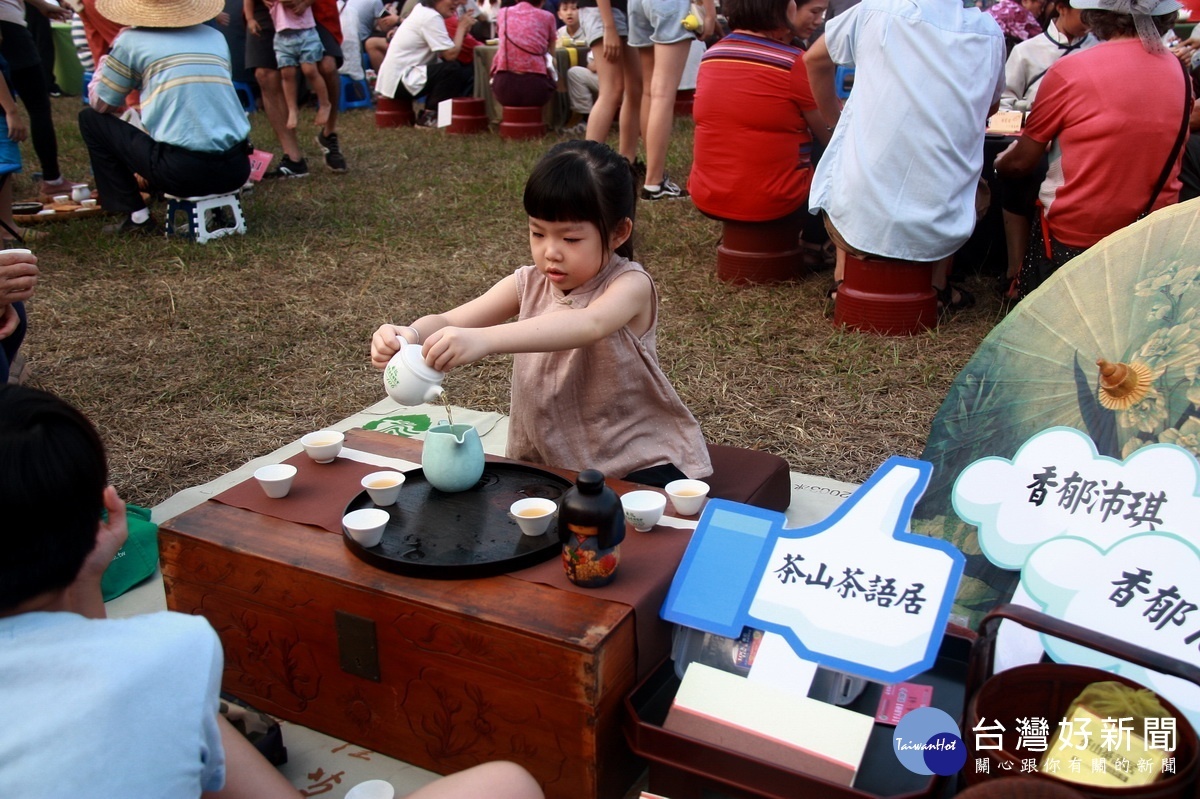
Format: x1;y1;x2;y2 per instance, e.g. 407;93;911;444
499;105;546;140
375;95;414;128
448;97;488;134
715;218;805;285
834;253;938;335
674;88;695;118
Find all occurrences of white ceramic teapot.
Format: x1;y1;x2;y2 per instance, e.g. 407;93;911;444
383;341;445;405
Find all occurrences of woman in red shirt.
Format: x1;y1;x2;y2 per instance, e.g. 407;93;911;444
689;0;830;227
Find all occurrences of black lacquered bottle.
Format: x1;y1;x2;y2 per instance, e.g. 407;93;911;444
559;469;625;587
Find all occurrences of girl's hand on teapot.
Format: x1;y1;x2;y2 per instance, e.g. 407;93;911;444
370;323;415;369
423;327;490;372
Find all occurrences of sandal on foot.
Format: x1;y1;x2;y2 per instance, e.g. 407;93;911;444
937;284;975;314
803;242;835;272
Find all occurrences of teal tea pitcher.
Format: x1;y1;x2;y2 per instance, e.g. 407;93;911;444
422;423;485;492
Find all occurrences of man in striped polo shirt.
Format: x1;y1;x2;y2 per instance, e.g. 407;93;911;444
78;0;251;235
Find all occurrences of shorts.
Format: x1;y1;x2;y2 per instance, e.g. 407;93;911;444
578;6;628;47
0;116;21;176
627;0;691;48
246;5;344;70
274;27;325;68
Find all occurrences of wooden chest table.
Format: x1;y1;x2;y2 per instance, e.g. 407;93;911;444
159;430;680;799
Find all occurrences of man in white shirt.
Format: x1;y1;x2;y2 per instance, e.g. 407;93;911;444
376;0;475;124
805;0;1006;311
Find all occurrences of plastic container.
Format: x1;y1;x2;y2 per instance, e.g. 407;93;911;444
670;624;869;706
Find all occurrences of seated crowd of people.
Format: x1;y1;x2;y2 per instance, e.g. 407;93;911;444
0;0;1194;382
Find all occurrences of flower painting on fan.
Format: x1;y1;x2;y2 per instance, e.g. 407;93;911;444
909;200;1200;627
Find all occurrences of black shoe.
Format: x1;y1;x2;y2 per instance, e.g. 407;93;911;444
264;156;309;179
640;175;688;201
316;131;347;173
103;215;159;236
49;83;63;98
416;110;438;128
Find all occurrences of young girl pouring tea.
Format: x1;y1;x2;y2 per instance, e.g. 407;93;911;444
371;140;711;486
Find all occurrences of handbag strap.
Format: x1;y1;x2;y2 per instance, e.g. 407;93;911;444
1141;57;1193;219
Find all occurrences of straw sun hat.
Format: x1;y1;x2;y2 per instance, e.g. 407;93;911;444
95;0;223;27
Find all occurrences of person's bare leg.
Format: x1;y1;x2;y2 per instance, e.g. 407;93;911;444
586;41;624;143
931;255;970;306
616;43;641;164
635;46;652;162
256;67;304;162
641;39;688;187
300;60;330;128
1002;209;1030;283
405;762;543;799
830;245;845;300
317;54;340;137
202;715;300;799
281;65;302;129
367;37;388;72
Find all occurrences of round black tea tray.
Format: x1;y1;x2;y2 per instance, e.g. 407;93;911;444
342;461;571;579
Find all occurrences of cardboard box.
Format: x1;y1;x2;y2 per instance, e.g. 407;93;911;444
664;663;874;787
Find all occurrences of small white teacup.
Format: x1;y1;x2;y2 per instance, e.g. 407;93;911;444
52;194;70;204
621;490;666;531
665;479;710;516
509;497;557;536
81;198;98;208
362;470;405;506
345;780;395;799
254;464;297;498
300;430;344;463
343;508;390;547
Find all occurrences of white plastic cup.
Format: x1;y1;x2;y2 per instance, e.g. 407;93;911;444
362;471;405;505
509;497;557;536
254;464;297;498
621;490;667;531
343;508;390;547
345;780;395;799
300;430;344;463
665;479;710;516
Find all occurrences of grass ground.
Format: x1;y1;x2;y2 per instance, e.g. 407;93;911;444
16;99;1008;508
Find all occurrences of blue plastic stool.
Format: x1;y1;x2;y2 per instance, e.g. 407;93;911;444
339;74;372;111
232;80;257;113
81;71;92;105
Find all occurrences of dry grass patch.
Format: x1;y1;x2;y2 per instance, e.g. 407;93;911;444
18;101;1005;506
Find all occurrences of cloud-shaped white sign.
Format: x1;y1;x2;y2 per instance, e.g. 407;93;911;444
954;427;1200;570
1023;534;1200;733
